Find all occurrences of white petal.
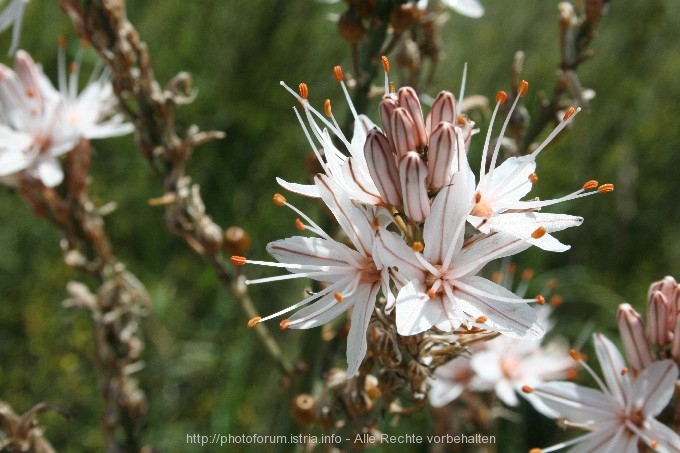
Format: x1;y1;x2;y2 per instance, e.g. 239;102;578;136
428;378;465;407
395;281;438;335
288;286;352;328
276;177;321;198
452;231;529;277
477;212;583;252
34;156;64;187
440;0;485;18
645;418;680;452
267;236;358;279
593;333;627;404
633;359;678;418
374;228;424;280
482;156;535;204
531;381;617;422
346;283;380;376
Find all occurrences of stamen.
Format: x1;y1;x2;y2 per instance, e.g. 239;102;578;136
550;294;563;308
521;385;534;393
333;66;343;82
598;183;614;193
427;288;436;298
529;173;538;183
58;35;67;49
569;349;581;361
247;316;262;328
279;319;291;330
389;81;395;94
522;269;534;281
381;55;390;73
231;256;247;266
651;441;658;449
518;80;529;97
474;191;482;203
273;193;286;206
536;295;545;305
529;449;542;453
334;292;344;302
563;106;576;121
298;83;308;100
412;241;424;252
295;218;305;231
324;99;332;117
531;226;547;239
583;180;598;190
495;90;507;104
475;316;488;323
620;367;628;376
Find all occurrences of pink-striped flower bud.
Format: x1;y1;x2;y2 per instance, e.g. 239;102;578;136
672;317;680;362
648;276;680;331
616;303;653;372
364;129;402;207
397;86;428;150
647;291;671;346
426;122;458;190
426;90;457;135
379;95;399;152
390;107;419;158
399;151;430;223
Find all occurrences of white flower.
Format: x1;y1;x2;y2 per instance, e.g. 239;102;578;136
439;0;484;18
0;48;132;187
524;333;680;453
375;168;545;339
467;86;611;252
233;175;392;376
0;0;29;55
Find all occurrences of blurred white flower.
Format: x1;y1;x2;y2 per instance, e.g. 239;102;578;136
524;333;680;452
0;0;28;55
0;48;132;187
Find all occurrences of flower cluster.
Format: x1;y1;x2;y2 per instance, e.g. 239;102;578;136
0;46;133;187
234;58;612;376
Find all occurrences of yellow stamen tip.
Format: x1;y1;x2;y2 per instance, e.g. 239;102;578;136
583;180;599;190
521;385;534;394
475;316;488;323
279;319;291;331
496;90;507;104
334;292;344;302
569;349;581;361
324;99;332;117
598;183;614;193
412;241;424;252
518;80;529;97
231;256;247;266
273;193;286;206
247;316;262;329
536;295;545;305
563;106;576;121
531;226;547;239
528;172;538;184
621;367;628;376
522;268;534;281
427;289;436;298
333;66;343;82
295;218;305;231
381;55;390;73
298;83;308;100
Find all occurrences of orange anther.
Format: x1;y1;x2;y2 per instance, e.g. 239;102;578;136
279;319;291;330
58;35;67;48
528;173;538;183
412;241;424;252
521;385;534;394
518;80;529;97
536;295;545;305
550;294;564;308
522;268;534;281
474;191;482;203
230;256;247;266
247;316;262;328
475;316;488;323
531;226;547;239
620;367;628;376
324;99;332;117
651;441;659;449
333;65;343;82
298;83;308;99
529;449;543;453
295;218;305;231
583;180;599;190
598;183;615;193
334;292;344;302
273;193;286;206
427;289;436;298
569;349;581;361
495;90;508;104
69;61;78;75
381;55;390;73
562;106;576;121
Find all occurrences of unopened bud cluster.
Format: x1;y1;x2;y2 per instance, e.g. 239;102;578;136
617;276;680;373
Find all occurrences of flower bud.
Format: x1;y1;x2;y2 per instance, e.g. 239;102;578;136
426;122;458;190
337;9;364;44
426;91;457;134
399;152;430;223
379;95;399;151
223;226;251;257
648;276;680;331
390;107;418;158
397;87;428;150
364;129;402;206
616;303;653;372
647;291;671;346
290;393;316;425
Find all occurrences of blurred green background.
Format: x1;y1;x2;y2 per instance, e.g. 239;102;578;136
1;0;679;451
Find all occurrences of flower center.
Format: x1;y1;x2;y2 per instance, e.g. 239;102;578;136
470;191;494;218
357;256;381;284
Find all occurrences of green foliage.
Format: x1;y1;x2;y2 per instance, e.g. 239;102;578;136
1;0;679;451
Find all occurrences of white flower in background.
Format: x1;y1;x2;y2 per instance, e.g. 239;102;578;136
439;0;484;18
0;0;28;55
0;47;132;187
375;169;545;338
467;85;613;252
232;175;392;376
523;333;680;453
